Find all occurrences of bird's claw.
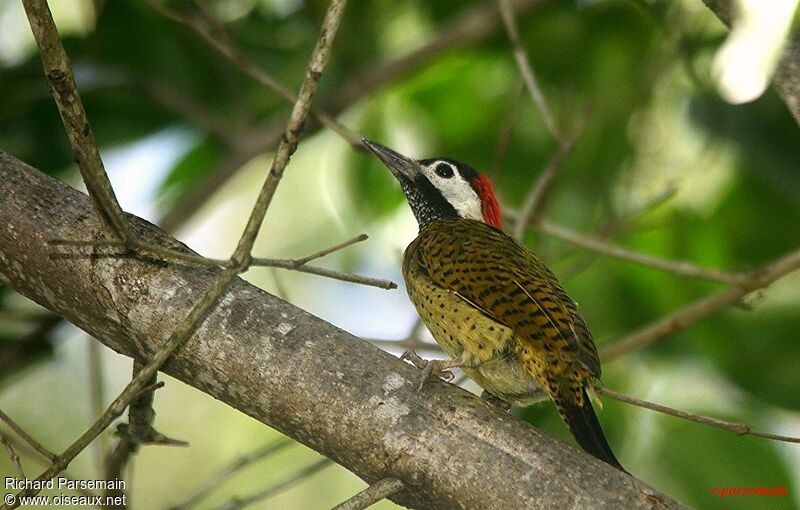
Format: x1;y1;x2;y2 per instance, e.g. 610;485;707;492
401;351;461;393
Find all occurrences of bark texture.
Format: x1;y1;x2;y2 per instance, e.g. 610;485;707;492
0;152;685;510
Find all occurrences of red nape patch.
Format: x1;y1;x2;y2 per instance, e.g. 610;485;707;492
471;175;503;228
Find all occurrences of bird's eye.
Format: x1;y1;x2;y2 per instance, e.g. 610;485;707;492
435;162;455;178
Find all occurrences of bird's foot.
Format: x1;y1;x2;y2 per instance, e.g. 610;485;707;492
400;351;462;393
480;391;513;413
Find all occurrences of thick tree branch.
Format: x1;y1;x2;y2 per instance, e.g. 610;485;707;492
0;154;684;510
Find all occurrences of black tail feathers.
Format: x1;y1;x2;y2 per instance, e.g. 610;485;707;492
556;388;626;472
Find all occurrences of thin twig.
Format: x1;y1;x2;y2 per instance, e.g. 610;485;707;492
1;432;26;479
104;362;186;503
553;186;678;278
140;0;363;150
230;0;348;265
213;459;334;510
291;234;368;266
251;260;397;290
512;108;590;240
598;388;800;444
21;0;131;242
497;0;560;139
601;248;800;361
0;430;100;501
3;2;348;505
331;478;405;510
0;408;56;462
528;219;754;286
49;236;396;290
168;439;293;510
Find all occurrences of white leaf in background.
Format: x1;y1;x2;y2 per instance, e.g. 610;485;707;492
712;0;799;104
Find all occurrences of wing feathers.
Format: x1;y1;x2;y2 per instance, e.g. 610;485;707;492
416;219;600;378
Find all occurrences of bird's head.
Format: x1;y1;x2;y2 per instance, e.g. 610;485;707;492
363;138;502;230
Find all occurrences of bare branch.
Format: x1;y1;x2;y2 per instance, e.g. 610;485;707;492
250;260;398;290
213;459;334;510
497;0;560;138
601;248;800;361
168;439;293;510
512;109;590;240
0;408;56;463
291;234;369;266
141;0;362;150
331;478;405;510
533;219;753;286
599;388;800;444
21;0;131;242
229;0;348;264
104;363;186;503
50;235;396;290
1;432;26;479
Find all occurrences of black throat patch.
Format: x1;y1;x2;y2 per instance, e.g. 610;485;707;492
400;174;460;229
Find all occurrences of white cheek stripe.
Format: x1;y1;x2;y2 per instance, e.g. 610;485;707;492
446;189;483;221
427;172;483;222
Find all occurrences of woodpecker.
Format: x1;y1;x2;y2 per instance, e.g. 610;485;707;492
363;138;624;471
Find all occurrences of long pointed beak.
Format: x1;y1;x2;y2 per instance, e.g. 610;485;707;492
362;138;420;181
